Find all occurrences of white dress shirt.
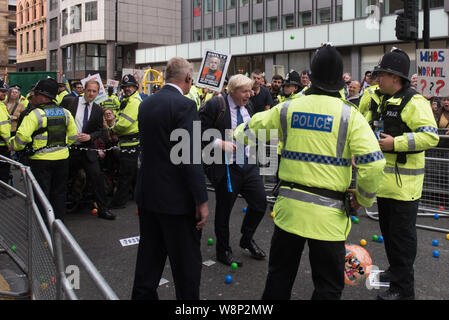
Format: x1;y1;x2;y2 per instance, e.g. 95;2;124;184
75;96;93;134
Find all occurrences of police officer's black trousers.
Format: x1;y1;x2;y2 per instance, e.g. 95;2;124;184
262;225;345;300
0;147;11;183
377;197;419;297
213;164;267;254
131;209;202;300
30;158;69;223
112;146;139;207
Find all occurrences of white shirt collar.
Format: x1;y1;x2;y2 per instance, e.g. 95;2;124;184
166;83;184;95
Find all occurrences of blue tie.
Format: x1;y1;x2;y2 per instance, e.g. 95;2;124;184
82;102;89;133
236;107;247;167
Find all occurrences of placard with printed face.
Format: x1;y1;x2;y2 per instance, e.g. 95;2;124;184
196;49;232;92
416;49;449;97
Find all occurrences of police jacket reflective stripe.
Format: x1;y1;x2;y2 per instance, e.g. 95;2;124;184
101;94;121;114
234;94;385;241
111;90;141;147
12;103;77;160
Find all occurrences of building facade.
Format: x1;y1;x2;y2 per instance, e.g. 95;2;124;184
136;0;449;83
0;0;17;75
47;0;182;81
15;0;47;72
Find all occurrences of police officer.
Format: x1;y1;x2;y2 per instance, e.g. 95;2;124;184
358;67;380;117
367;48;439;300
185;83;202;110
12;78;77;222
277;71;303;103
0;80;12;187
101;86;121;116
234;44;386;300
109;74;141;209
55;82;70;105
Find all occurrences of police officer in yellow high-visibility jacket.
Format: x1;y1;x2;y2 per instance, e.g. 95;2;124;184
358;69;380;117
55;83;70;105
185;84;202;110
101;86;121;116
109;74;142;209
0;80;12;185
366;49;439;301
12;78;77;222
234;44;386;300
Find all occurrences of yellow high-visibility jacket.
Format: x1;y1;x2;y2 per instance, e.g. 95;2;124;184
111;90;141;147
0;101;11;147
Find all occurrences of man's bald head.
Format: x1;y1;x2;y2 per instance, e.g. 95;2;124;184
348;81;361;97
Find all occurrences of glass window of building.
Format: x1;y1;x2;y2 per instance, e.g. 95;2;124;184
50;18;58;41
40;27;44;50
430;0;444;7
227;0;236;9
215;25;224;38
282;14;295;29
253;0;263;4
63;46;72;72
41;1;44;16
253;19;263;33
85;1;97;21
215;0;223;12
193;29;201;41
50;50;57;71
240;0;249;7
298;0;313;26
204;0;212;14
49;0;57;11
25;2;29;22
227;23;236;36
335;0;342;22
316;0;331;24
8;22;16;37
383;0;402;14
356;0;377;18
266;16;278;32
203;27;212;40
75;43;85;70
26;32;29;53
62;9;68;35
86;44;106;71
70;5;82;33
32;29;36;52
33;0;36;20
193;0;201;16
239;21;249;35
8;48;16;65
19;34;22;54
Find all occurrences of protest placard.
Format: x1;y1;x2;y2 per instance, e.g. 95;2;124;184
81;73;107;104
196;49;232;92
416;49;449;97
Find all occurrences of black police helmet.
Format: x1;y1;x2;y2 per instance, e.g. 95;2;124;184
121;74;138;88
309;44;346;92
0;81;9;92
283;71;301;87
33;78;59;100
372;48;410;82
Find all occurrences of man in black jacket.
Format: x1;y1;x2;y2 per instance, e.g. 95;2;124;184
199;74;267;266
61;79;115;220
131;57;209;300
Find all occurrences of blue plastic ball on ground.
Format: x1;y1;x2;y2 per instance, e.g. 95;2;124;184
432;240;439;247
377;235;384;243
225;275;232;284
243;207;247;213
351;216;356;222
433;250;440;258
434;214;440;220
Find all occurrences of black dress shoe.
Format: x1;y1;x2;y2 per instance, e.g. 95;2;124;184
377;289;414;300
216;250;242;267
240;239;266;260
379;269;391;283
98;209;116;220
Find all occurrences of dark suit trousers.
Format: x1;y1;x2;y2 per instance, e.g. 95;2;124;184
377;197;419;296
213;164;267;253
262;225;345;300
131;209;202;300
29;158;69;223
69;149;108;210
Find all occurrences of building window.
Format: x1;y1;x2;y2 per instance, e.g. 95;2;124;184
239;21;249;35
239;0;249;7
215;0;223;12
40;27;44;50
75;43;85;70
282;14;295;29
18;5;23;24
85;1;97;21
50;17;58;41
33;29;36;52
253;0;263;4
85;43;106;71
227;0;236;9
335;0;342;22
430;0;444;7
356;0;377;18
8;22;16;37
193;0;201;16
266;16;278;32
299;0;313;27
33;0;37;20
70;5;82;33
8;0;16;12
226;23;236;37
49;0;57;11
316;7;331;24
25;2;29;22
215;25;224;39
193;29;201;41
62;9;68;36
204;0;212;14
26;31;29;53
19;34;22;54
50;50;57;71
41;0;44;17
8;48;17;65
253;19;263;33
203;27;212;40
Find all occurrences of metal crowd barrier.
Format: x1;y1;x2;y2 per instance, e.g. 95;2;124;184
0;155;118;300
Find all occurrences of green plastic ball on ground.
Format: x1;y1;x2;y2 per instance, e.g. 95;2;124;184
10;245;17;252
372;235;378;242
207;238;214;246
231;262;238;271
353;217;359;224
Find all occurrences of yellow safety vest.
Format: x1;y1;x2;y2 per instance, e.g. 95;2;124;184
0;102;11;147
101;94;121;116
55;90;69;106
12;104;77;160
365;91;439;201
111;90;141;147
234;94;386;241
185;86;202;110
358;85;380;117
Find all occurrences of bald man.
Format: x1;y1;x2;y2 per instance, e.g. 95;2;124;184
348;81;361;107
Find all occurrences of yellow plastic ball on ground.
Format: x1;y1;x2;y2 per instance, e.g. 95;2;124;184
360;239;367;246
270;211;275;218
446;234;449;240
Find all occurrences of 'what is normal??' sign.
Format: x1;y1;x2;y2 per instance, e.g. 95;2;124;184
417;49;449;97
